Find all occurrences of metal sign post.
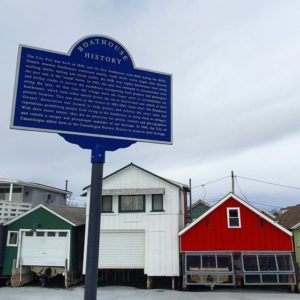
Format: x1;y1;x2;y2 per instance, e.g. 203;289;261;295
84;144;105;300
10;35;172;300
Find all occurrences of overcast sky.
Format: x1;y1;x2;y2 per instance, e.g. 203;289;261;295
1;0;300;209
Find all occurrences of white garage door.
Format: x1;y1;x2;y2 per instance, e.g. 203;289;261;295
99;231;145;269
19;230;69;267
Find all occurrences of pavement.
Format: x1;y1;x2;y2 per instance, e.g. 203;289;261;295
0;286;299;300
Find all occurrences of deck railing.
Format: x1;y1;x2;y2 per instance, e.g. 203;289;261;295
0;200;32;224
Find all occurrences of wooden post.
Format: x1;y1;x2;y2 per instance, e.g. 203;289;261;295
182;276;187;290
64;259;68;288
146;276;153;289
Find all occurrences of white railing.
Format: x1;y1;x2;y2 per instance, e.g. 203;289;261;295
0;200;32;224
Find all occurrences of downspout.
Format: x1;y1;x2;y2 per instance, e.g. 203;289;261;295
183;189;188;225
65;179;69;200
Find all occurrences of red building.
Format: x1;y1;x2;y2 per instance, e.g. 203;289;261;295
179;193;296;288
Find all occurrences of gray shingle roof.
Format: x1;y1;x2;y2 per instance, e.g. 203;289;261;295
277;204;300;229
47;205;86;226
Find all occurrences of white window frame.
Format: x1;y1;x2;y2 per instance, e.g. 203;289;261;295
227;207;241;228
7;231;19;247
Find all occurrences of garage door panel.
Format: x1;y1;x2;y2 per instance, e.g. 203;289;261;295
99;231;145;269
20;231;69;267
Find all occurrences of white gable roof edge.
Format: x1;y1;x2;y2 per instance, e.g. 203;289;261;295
83;163;189;191
178;193;292;237
291;222;300;230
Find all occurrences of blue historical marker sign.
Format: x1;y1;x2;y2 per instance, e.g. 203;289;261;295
10;35;172;145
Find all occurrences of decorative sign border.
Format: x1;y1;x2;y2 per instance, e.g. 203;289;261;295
11;35;172;144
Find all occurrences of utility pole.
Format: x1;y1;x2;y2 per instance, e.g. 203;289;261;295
189;178;192;222
65;179;69;202
231;171;235;194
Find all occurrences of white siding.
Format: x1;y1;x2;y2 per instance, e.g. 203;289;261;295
84;165;186;276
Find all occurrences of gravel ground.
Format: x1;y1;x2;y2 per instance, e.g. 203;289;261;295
0;286;299;300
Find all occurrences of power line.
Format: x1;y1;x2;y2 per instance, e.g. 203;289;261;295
249;201;282;209
202;184;207;202
233;178;282;209
192;176;230;189
237;175;300;191
234;176;249;202
191;173;300;210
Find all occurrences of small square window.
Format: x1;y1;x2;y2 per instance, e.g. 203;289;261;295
245;274;261;284
7;231;18;246
243;255;258;271
152;194;163;211
187;255;201;271
259;255;277;271
217;255;233;271
102;196;113;212
279;274;295;284
227;208;241;228
202;255;216;271
25;231;33;237
47;232;56;237
58;232;67;237
262;274;278;283
36;232;44;237
277;255;293;271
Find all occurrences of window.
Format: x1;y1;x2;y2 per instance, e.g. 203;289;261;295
45;193;56;204
36;232;44;237
7;231;18;246
245;274;260;283
227;208;241;228
187;255;201;271
47;232;56;237
259;255;276;271
262;274;277;283
277;255;293;271
119;195;145;212
185;253;234;286
217;255;233;271
58;232;67;237
202;255;216;270
242;253;296;285
243;255;258;271
25;231;33;237
279;274;295;283
152;194;163;211
0;187;22;202
102;195;113;212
